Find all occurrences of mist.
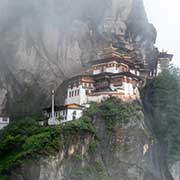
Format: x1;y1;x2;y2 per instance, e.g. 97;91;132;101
0;1;179;180
0;0;154;81
144;0;180;67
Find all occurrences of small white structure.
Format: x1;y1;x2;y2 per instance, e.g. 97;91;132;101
157;51;173;75
0;116;10;130
43;104;84;125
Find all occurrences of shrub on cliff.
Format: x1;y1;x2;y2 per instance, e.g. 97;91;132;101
0;116;95;179
142;68;180;163
86;98;138;131
0;98;137;179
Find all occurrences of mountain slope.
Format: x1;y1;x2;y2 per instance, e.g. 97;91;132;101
0;99;173;180
0;0;157;115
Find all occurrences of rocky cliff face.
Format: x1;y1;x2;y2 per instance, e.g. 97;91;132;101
0;0;157;114
8;101;173;180
1;1;173;179
171;162;180;180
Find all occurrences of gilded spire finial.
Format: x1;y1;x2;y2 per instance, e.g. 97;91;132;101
101;44;120;58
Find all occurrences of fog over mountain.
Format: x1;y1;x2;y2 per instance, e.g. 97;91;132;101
1;1;180;180
144;0;180;67
0;0;157;115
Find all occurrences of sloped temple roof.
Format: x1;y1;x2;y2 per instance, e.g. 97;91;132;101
43;104;84;113
158;52;173;60
86;56;143;69
92;71;142;81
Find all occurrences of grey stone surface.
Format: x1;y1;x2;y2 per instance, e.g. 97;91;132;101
9;111;173;180
0;0;157;113
171;162;180;180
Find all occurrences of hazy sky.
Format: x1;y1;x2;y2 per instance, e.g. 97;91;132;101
144;0;180;67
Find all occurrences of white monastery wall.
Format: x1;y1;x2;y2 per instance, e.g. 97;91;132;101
130;69;135;74
0;117;10;130
0;123;9;130
104;66;119;73
137;71;140;76
110;83;124;91
65;109;83;123
93;64;141;76
66;86;81;105
65;81;136;106
130;69;140;76
48;109;83;125
93;69;102;75
48;118;61;126
123;82;134;95
157;62;162;75
79;86;89;105
66;85;88;105
104;81;135;96
87;94;110;104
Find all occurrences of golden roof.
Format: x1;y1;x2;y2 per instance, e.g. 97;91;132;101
101;44;131;59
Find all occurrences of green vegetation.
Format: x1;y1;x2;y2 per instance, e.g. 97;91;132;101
88;140;99;153
82;161;110;180
0;117;95;179
142;68;180;163
86;98;138;131
0;98;137;179
72;161;109;180
72;154;83;161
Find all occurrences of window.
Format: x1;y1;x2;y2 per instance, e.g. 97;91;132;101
86;90;89;95
72;91;74;97
2;118;7;122
69;91;71;97
75;90;77;96
77;89;80;95
72;111;76;120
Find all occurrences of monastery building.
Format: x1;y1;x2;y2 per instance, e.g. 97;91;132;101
43;45;173;125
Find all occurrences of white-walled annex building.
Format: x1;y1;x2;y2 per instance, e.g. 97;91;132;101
0;116;10;130
43;45;173;125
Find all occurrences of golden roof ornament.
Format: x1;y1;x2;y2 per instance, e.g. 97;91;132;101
100;43;131;60
101;43;121;58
